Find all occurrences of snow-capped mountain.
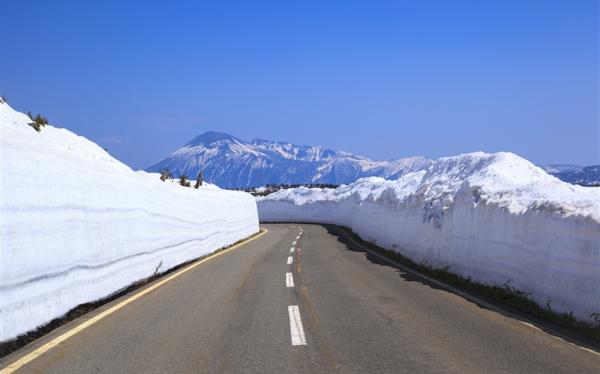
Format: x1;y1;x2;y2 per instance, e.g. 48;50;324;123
147;131;433;188
147;131;600;188
541;165;600;186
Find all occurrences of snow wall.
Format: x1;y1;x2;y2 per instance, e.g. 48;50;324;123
0;101;259;342
257;153;600;321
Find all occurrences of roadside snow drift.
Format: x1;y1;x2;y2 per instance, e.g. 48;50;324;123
258;152;600;321
0;102;258;342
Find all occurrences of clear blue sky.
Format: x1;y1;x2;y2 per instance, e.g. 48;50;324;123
1;0;598;168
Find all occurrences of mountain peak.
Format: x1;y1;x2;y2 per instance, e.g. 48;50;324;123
146;132;600;188
186;131;242;146
148;131;435;187
251;137;269;144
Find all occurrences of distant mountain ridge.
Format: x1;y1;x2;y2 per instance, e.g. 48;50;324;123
146;131;432;188
541;165;600;186
147;131;600;188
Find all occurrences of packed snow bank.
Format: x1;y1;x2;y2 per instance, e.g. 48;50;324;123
257;152;600;320
0;102;258;342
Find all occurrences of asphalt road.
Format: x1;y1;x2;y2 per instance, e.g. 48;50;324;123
1;224;599;373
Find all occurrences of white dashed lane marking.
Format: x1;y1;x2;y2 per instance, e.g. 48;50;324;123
288;305;307;345
286;229;305;346
286;272;294;288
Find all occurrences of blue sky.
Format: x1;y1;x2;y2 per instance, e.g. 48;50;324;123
1;0;598;168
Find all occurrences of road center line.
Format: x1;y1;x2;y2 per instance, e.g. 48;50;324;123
286;272;294;288
290;247;295;253
292;240;297;245
295;235;300;240
287;256;293;265
288;305;307;345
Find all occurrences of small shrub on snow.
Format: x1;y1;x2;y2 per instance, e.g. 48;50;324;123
194;171;203;189
160;168;172;182
28;114;49;132
179;175;191;187
591;312;600;328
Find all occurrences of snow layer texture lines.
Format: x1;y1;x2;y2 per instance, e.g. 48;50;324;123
0;102;259;342
257;152;600;321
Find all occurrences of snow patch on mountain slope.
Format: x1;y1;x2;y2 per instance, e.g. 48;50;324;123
257;152;600;320
0;103;258;342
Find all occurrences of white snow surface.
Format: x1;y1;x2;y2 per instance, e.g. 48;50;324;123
0;102;259;342
258;152;600;320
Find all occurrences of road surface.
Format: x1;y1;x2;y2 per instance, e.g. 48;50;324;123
1;224;599;373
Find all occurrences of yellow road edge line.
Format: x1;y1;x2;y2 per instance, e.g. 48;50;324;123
0;228;268;374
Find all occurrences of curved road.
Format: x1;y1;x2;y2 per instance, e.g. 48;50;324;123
1;224;599;373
